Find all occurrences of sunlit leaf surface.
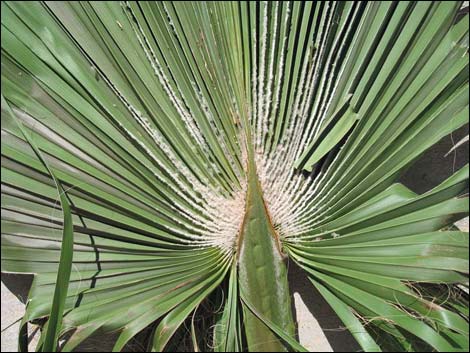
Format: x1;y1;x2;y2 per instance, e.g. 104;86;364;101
1;1;468;352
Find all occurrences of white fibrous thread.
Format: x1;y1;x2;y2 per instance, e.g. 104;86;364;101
268;1;291;148
253;2;359;243
261;1;279;153
255;1;269;151
124;3;210;161
194;85;243;181
107;2;361;252
251;14;258;137
129;1;243;189
104;72;247;253
83;3;248;254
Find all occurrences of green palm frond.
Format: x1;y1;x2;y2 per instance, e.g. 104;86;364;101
1;1;468;352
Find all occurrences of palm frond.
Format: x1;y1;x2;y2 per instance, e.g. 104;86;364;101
1;1;468;352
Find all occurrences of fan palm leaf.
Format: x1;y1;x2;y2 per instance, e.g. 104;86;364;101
1;1;468;352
